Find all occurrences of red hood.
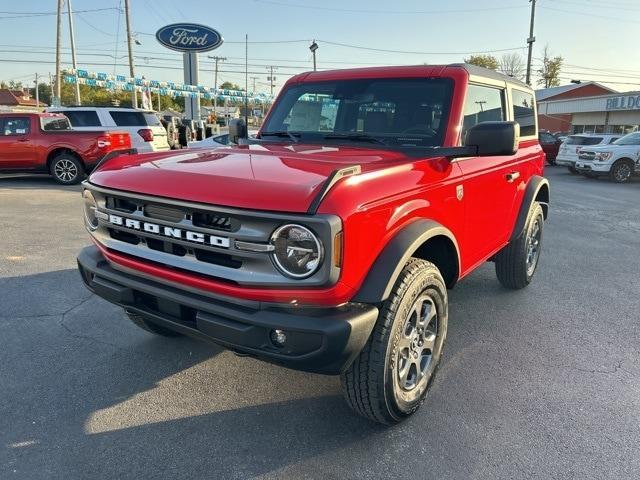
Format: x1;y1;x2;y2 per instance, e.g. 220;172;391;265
89;144;408;212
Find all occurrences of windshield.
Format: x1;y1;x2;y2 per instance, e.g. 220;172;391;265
261;78;453;148
565;136;603;145
613;132;640;145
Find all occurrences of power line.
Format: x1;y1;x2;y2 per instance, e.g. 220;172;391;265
253;0;528;14
539;6;640;23
0;7;118;20
316;39;525;55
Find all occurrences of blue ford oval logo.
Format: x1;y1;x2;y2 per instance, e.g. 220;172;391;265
156;23;223;52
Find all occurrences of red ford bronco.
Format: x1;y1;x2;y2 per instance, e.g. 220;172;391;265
77;65;549;424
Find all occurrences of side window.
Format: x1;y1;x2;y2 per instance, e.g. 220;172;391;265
511;89;536;137
609;137;620;144
462;84;504;137
2;117;30;135
109;111;146;126
62;110;101;127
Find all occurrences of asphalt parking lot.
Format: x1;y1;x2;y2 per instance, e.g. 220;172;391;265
1;167;638;480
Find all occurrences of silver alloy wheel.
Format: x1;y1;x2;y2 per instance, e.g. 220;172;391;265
526;217;542;276
54;159;78;182
396;294;439;391
614;163;632;182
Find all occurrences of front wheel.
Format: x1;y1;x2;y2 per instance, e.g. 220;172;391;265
341;259;447;425
495;202;544;289
568;166;578;174
610;159;633;183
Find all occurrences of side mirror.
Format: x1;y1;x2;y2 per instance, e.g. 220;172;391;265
465;121;520;156
229;118;248;145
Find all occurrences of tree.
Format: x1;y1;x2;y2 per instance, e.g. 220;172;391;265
537;45;563;88
463;54;499;70
499;53;525;80
219;81;243;91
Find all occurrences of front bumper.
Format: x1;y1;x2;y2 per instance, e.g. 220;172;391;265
575;161;610;174
77;246;378;375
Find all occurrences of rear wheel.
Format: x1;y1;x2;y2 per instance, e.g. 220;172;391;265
341;259;447;425
125;310;182;337
495;202;544;289
49;153;84;185
610;159;633;183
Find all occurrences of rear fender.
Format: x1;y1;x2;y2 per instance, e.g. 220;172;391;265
510;175;550;241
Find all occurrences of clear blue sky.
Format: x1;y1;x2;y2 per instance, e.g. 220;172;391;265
1;0;639;93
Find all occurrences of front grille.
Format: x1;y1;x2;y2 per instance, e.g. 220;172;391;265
88;185;340;288
579;151;595;161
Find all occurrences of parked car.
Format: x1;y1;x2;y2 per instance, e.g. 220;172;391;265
0;112;132;184
575;131;640;183
538;131;562;164
77;64;549;424
555;134;621;173
47;106;169;153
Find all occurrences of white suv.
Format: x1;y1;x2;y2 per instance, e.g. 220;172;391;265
575;131;640;183
47;107;170;153
556;134;621;173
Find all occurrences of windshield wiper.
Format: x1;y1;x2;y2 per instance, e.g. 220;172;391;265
260;130;300;143
323;133;388;146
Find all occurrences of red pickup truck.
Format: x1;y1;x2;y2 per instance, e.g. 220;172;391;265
0;112;132;184
77;64;549;424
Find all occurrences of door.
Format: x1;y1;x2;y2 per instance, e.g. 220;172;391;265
0;116;35;169
456;84;518;270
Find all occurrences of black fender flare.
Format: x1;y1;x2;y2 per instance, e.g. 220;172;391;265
510;175;550;241
352;219;460;304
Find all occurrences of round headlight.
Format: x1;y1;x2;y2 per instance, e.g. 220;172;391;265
270;224;323;278
82;190;99;230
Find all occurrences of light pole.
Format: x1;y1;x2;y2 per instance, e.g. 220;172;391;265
309;40;318;71
54;0;63;106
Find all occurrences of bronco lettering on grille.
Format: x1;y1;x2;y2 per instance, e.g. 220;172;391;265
108;214;230;248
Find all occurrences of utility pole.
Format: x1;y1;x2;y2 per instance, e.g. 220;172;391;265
67;0;81;105
250;76;258;94
266;66;277;96
55;0;63;106
124;0;137;108
525;0;536;86
208;55;226;113
34;73;39;109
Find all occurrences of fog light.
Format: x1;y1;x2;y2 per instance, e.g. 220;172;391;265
270;329;287;348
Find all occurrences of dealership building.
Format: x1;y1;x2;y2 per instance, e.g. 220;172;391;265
537;83;640;135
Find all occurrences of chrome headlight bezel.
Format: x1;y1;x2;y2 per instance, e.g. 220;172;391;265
82;189;99;231
270;224;324;279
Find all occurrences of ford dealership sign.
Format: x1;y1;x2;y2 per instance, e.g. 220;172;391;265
156;23;223;52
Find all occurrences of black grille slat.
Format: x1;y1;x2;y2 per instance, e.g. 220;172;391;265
144;204;184;223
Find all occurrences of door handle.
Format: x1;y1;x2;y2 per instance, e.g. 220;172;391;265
505;171;520;183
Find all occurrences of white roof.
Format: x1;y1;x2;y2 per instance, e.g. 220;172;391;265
535;82;617;102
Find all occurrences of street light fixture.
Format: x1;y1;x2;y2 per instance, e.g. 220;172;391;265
309;40;318;71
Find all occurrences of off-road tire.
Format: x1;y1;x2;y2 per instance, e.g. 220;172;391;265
495;202;544;289
568;166;578;174
178;125;191;148
49;153;85;185
125;310;182;337
341;259;448;425
609;159;634;184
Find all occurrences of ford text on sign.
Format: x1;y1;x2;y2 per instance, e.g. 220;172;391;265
156;24;223;52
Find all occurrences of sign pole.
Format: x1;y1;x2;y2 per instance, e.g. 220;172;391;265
183;52;200;120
